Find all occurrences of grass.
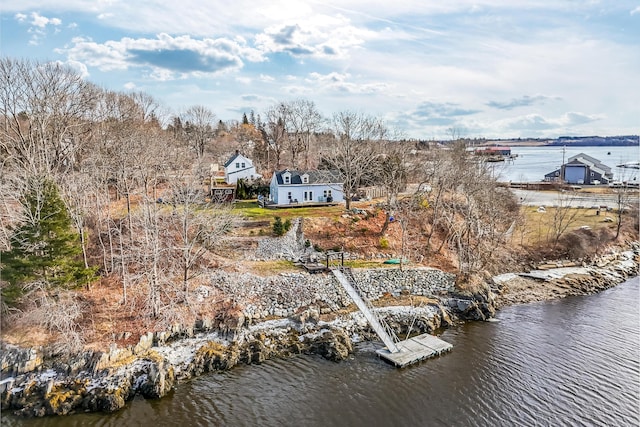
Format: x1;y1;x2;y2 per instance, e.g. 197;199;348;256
517;206;616;246
232;200;345;221
244;260;298;276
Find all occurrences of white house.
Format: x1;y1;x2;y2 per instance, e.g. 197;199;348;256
224;151;261;184
269;169;344;205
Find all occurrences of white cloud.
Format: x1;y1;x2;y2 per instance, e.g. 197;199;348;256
631;6;640;15
14;12;63;45
30;12;62;28
57;34;263;79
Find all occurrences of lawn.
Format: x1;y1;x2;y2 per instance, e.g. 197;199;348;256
516;205;616;246
232;200;345;221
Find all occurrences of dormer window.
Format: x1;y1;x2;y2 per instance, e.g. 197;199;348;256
285;176;290;184
302;174;309;184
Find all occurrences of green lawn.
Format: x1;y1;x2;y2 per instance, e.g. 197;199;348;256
232;200;345;221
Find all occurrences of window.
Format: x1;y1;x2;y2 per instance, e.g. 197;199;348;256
241;162;246;168
285;176;290;184
304;191;308;201
235;162;240;168
302;175;309;183
309;191;313;201
287;192;292;200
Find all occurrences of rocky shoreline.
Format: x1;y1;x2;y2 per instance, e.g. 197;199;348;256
1;244;638;418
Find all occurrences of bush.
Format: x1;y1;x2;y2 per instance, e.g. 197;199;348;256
379;237;389;249
273;217;285;236
284;219;292;232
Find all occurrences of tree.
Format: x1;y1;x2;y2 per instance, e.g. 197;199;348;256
1;178;96;304
374;140;411;236
287;98;323;169
548;192;580;246
322;111;386;210
183;105;216;158
264;103;289;170
0;58;100;175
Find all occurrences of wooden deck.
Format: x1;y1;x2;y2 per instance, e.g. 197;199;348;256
376;333;453;368
260;200;341;209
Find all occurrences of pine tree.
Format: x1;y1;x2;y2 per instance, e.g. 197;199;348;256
1;179;96;303
272;216;285;236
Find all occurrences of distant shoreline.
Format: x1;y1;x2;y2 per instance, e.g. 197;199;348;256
477;141;639;147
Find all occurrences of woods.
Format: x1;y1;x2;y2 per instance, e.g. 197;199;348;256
1;57;634;351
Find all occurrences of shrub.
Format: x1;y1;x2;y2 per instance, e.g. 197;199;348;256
272;217;285;236
284;219;292;232
379;237;389;249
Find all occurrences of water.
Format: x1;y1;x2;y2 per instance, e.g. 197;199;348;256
4;277;639;427
489;145;639;183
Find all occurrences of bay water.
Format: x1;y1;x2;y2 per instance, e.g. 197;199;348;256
4;277;638;427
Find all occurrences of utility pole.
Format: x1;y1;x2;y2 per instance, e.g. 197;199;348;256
561;145;566;182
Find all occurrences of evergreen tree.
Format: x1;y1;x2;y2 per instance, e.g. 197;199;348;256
272;216;285;236
1;179;95;303
242;112;249;125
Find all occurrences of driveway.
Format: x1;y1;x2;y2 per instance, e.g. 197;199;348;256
511;189;631;209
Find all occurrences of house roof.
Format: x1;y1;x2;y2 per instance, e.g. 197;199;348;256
224;152;251;168
273;169;343;185
568;153;611;173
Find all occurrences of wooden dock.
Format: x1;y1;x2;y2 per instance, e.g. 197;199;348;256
376;333;453;368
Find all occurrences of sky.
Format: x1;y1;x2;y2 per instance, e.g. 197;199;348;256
1;1;639;140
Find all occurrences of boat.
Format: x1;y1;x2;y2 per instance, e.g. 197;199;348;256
616;161;640;170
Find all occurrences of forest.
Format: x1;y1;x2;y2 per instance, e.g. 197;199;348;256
1;58;636;352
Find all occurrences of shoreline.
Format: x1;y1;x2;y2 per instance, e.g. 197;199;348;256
1;244;638;418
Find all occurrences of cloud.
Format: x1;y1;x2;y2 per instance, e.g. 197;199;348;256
254;14;370;59
506;112;601;131
30;12;62;28
631;6;640;15
304;72;389;94
15;12;62;45
486;95;557;110
413;101;480;118
58;34;262;78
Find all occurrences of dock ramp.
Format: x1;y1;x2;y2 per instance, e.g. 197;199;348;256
331;268;452;367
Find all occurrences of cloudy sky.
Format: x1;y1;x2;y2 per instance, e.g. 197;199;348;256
2;1;639;139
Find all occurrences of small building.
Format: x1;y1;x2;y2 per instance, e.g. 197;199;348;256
544;153;613;185
475;146;511;156
223;151;261;184
268;169;344;206
210;186;236;203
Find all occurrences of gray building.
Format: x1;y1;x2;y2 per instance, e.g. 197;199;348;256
544;153;613;185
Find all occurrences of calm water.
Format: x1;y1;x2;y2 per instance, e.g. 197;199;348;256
491;145;639;183
4;277;639;427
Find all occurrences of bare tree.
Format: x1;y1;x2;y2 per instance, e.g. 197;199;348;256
264;102;288;170
0;58;100;175
183;105;216;158
548;192;580;246
285;99;324;169
322;111;387;210
374;138;411;235
165;172;239;299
